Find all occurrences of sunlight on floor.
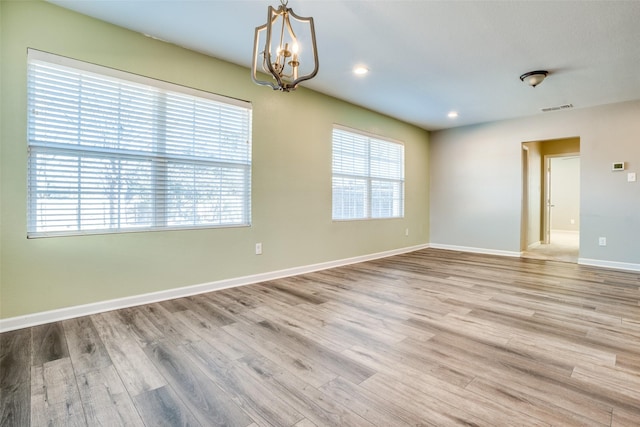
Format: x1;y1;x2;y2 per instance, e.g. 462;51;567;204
522;230;579;263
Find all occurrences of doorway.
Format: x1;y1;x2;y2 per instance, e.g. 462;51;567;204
521;138;580;263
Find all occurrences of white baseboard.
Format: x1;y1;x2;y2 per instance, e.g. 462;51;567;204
578;258;640;272
527;241;542;250
429;243;521;258
0;243;430;333
430;244;640;273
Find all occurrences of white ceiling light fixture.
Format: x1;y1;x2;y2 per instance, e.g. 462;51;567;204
448;111;458;118
353;66;369;75
520;70;548;88
251;0;319;92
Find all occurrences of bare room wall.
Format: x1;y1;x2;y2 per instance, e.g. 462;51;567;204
430;101;640;270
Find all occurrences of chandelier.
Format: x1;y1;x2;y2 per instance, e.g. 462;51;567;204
251;0;319;92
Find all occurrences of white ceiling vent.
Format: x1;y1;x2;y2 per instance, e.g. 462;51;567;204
540;103;574;113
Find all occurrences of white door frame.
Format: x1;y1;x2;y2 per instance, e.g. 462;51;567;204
520;145;530;252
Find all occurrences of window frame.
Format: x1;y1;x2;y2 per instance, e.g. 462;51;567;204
26;49;252;238
331;125;405;221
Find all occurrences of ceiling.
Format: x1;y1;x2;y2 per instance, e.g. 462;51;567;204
47;0;640;131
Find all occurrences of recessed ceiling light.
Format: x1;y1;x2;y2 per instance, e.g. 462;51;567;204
448;111;458;118
353;66;369;75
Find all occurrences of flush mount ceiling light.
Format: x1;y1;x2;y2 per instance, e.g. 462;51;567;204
353;66;369;75
520;70;548;88
251;0;319;92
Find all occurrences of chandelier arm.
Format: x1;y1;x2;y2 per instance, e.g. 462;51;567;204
284;11;298;41
264;6;286;89
252;25;279;90
286;8;312;29
286;15;318;89
277;12;287;53
261;51;270;74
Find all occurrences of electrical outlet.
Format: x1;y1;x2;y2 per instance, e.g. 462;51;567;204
598;237;606;246
405;228;409;236
255;242;262;255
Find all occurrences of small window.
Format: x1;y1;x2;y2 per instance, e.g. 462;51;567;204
27;50;252;237
332;126;404;220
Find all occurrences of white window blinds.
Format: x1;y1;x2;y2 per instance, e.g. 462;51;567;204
27;50;252;237
332;126;404;220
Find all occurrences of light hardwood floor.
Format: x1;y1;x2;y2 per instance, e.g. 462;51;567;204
1;248;639;426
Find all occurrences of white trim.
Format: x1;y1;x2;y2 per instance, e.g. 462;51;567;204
429;243;521;258
527;241;542;250
333;123;404;146
0;243;429;333
27;49;251;108
578;258;640;272
430;244;640;272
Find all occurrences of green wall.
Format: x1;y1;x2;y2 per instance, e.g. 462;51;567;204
0;1;430;319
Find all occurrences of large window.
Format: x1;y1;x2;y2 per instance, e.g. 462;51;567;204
27;50;252;237
332;126;404;220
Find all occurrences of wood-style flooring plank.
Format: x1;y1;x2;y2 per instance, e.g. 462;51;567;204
133;385;202;427
507;333;617;368
172;310;256;360
360;372;484;427
182;339;305;426
251;303;351;352
238;355;376;427
31;322;68;366
464;376;610;426
1;329;31;388
1;329;31;427
241;317;375;384
138;303;202;345
223;321;339;388
414;334;615;423
294;419;319;427
318;376;415;427
74;365;144;426
143;340;253;427
30;358;85;426
611;407;640;427
62;317;112;375
91;311;166;396
182;296;238;328
571;363;640;404
0;380;30;427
